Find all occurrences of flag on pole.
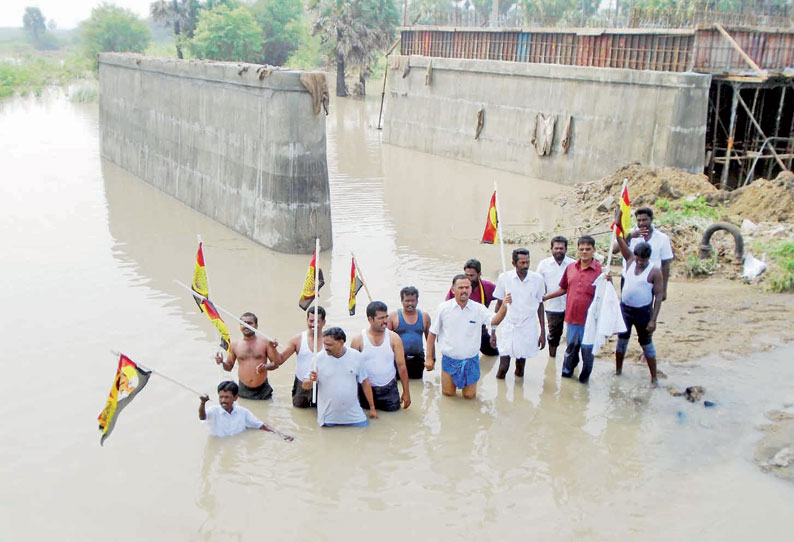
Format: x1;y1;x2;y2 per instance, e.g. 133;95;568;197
481;191;498;244
299;253;325;310
348;257;364;315
98;353;152;446
202;299;231;352
191;241;209;312
611;184;632;236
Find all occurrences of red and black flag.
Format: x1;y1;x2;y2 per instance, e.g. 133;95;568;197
348;257;364;316
98;353;152;446
481;191;498;244
299;253;325;310
611;184;632;236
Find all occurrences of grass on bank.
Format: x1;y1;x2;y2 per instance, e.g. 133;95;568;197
655;196;723;229
0;54;93;98
749;240;794;293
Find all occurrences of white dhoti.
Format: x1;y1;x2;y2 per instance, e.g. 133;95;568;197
497;316;540;359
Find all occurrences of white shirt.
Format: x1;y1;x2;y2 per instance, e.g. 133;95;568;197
493;269;546;325
316;348;369;426
536;256;576;313
628;228;674;270
203;404;263;438
430;298;495;360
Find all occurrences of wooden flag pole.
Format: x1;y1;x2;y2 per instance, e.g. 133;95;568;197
312;238;320;404
351;253;373;302
110;350;207;398
605;178;628;272
174;280;275;342
493;181;508;276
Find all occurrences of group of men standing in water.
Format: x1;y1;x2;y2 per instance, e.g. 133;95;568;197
205;206;673;432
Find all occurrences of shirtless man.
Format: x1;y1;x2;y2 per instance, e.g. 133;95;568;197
271;306;326;408
351;301;411;411
387;286;431;379
215;312;280;400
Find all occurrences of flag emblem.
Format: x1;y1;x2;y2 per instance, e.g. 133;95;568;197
481;191;498;244
349;258;364;315
299;253;325;310
98;354;151;446
191;241;208;312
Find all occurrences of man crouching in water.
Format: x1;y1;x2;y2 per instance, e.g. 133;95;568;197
215;312;281;400
199;381;293;440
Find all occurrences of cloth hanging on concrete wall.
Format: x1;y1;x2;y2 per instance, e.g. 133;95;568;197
561;115;572;154
299;73;329;115
425;60;433;86
531;113;557;156
475;108;485;140
402;58;411;78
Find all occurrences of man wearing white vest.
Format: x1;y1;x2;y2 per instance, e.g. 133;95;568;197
270;305;326;408
615;210;665;386
351;301;411;411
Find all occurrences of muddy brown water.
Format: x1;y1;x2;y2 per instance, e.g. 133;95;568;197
1;91;793;541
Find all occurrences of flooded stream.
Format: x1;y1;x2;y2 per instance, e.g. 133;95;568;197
1;90;793;541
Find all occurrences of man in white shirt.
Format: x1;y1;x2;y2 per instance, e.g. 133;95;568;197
614;207;674;300
493;248;547;379
536;236;576;358
304;327;378;426
199;381;293;440
425;274;511;399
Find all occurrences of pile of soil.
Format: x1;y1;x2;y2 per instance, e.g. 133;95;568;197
526;164;794;281
720;171;794;223
571;164;716;216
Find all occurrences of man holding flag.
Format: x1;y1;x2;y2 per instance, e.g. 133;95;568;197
215;312;281;400
427;274;511;399
271;306;327;408
614;208;665;386
445;259;499;356
625;207;674;301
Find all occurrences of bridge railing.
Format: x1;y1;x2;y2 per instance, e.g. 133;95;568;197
399;26;794;74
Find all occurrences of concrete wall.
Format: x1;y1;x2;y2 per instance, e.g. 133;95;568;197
98;53;331;254
383;55;711;184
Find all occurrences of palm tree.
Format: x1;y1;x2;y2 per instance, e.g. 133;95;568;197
150;0;201;59
311;0;398;97
23;6;47;45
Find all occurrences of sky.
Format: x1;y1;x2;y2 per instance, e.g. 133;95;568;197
1;1;154;30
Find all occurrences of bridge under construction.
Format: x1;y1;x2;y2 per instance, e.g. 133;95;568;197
382;25;794;188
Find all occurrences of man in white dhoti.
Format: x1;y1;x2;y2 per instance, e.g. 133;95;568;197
493;248;546;379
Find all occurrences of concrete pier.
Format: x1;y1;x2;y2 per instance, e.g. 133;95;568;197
383;55;710;184
98;53;331;254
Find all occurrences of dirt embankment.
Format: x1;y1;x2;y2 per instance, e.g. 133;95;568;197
509;164;794;365
532;164;794;281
